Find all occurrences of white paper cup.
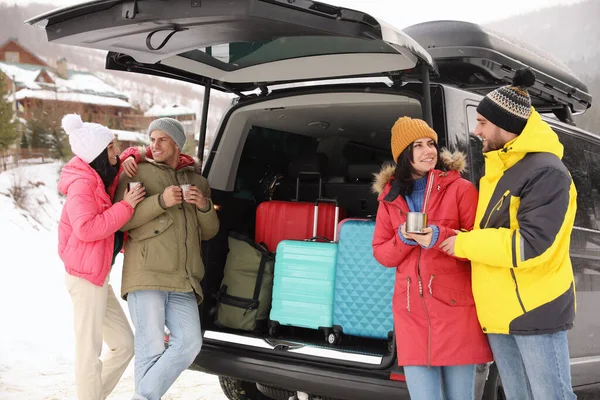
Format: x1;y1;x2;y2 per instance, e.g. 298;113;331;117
127;181;142;191
180;184;194;199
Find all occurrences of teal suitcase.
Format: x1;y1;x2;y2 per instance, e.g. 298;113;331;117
269;200;339;337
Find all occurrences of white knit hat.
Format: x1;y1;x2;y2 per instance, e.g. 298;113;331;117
61;114;115;163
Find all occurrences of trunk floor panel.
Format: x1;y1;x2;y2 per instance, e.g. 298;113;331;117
203;329;394;367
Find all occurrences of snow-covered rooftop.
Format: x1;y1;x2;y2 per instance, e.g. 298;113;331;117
112;129;149;144
0;62;42;90
13;89;133;108
48;69;128;99
0;61;132;107
144;104;196;117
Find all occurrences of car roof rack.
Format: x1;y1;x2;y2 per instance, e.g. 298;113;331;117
403;21;592;123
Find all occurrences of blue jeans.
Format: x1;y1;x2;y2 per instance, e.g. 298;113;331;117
404;364;477;400
127;290;202;400
487;331;576;400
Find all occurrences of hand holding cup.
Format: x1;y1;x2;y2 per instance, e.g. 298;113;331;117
182;184;207;209
162;185;183;208
123;182;145;208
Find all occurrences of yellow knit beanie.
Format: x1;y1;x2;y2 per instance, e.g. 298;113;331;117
391;117;438;163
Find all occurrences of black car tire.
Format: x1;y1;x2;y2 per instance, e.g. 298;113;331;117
256;383;340;400
219;376;274;400
482;363;506;400
256;383;295;400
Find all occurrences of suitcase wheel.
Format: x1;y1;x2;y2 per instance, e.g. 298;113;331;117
326;331;340;345
268;320;280;337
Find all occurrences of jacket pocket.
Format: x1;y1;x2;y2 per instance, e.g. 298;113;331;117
431;284;475;307
393;276;412;313
129;216;178;273
128;216;173;241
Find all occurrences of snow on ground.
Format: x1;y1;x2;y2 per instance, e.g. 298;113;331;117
0;162;226;399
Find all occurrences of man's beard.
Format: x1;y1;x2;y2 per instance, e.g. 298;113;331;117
484;129;507;152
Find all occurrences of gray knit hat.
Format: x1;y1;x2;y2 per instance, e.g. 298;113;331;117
147;117;186;150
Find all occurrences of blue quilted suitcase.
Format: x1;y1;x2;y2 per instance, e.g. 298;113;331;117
329;219;395;344
269;200;339;336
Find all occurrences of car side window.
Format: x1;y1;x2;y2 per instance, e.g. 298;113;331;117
466;105;485;189
556;129;600;277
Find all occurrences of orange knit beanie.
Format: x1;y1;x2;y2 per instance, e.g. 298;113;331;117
391;117;438;163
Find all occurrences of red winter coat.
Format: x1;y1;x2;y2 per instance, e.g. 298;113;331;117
372;150;492;367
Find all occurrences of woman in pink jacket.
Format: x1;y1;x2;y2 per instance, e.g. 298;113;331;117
58;114;145;400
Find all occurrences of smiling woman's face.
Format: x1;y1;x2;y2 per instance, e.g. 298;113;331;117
410;137;438;178
106;139;119;166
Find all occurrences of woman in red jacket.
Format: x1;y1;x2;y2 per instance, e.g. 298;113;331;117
372;117;492;400
58;114;145;400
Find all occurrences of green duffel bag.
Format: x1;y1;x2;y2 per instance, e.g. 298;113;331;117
216;232;274;331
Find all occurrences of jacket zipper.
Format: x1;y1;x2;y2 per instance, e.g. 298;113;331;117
421;174;434;366
422;171;436;213
483;190;510;228
428;275;435;296
176;174;190;280
406;277;411;313
416;248;432;367
482;189;526;312
510;269;527;313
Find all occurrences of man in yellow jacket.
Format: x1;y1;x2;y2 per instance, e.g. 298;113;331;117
440;68;577;400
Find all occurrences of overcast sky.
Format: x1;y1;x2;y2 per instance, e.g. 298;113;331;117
0;0;587;28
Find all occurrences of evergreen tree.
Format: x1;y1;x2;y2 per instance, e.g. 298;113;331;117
20;133;29;149
0;78;19;170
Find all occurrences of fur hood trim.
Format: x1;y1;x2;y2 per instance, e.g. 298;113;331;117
371;149;467;195
137;146;202;174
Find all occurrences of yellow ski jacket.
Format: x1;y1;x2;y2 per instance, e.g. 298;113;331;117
455;108;577;335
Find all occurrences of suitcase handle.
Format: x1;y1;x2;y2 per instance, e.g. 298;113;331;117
312;198;339;242
295;172;322;201
309;236;331;243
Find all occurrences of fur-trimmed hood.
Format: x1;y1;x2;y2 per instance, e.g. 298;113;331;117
372;149;468;196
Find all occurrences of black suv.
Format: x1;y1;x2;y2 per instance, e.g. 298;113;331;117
29;1;600;399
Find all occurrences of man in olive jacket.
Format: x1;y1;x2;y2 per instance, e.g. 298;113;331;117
115;117;219;400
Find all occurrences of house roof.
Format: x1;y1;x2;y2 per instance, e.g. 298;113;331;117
0;62;42;89
0;61;132;108
0;39;49;67
144;104;196;117
112;129;149;144
12;89;133;108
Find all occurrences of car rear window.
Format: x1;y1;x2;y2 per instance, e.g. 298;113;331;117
179;37;399;72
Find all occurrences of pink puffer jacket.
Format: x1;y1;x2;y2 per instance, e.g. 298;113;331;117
58;156;134;286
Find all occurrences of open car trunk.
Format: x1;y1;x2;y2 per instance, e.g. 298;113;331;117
199;89;425;370
26;0;437;162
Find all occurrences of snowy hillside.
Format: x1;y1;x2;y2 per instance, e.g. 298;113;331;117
0;163;226;400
